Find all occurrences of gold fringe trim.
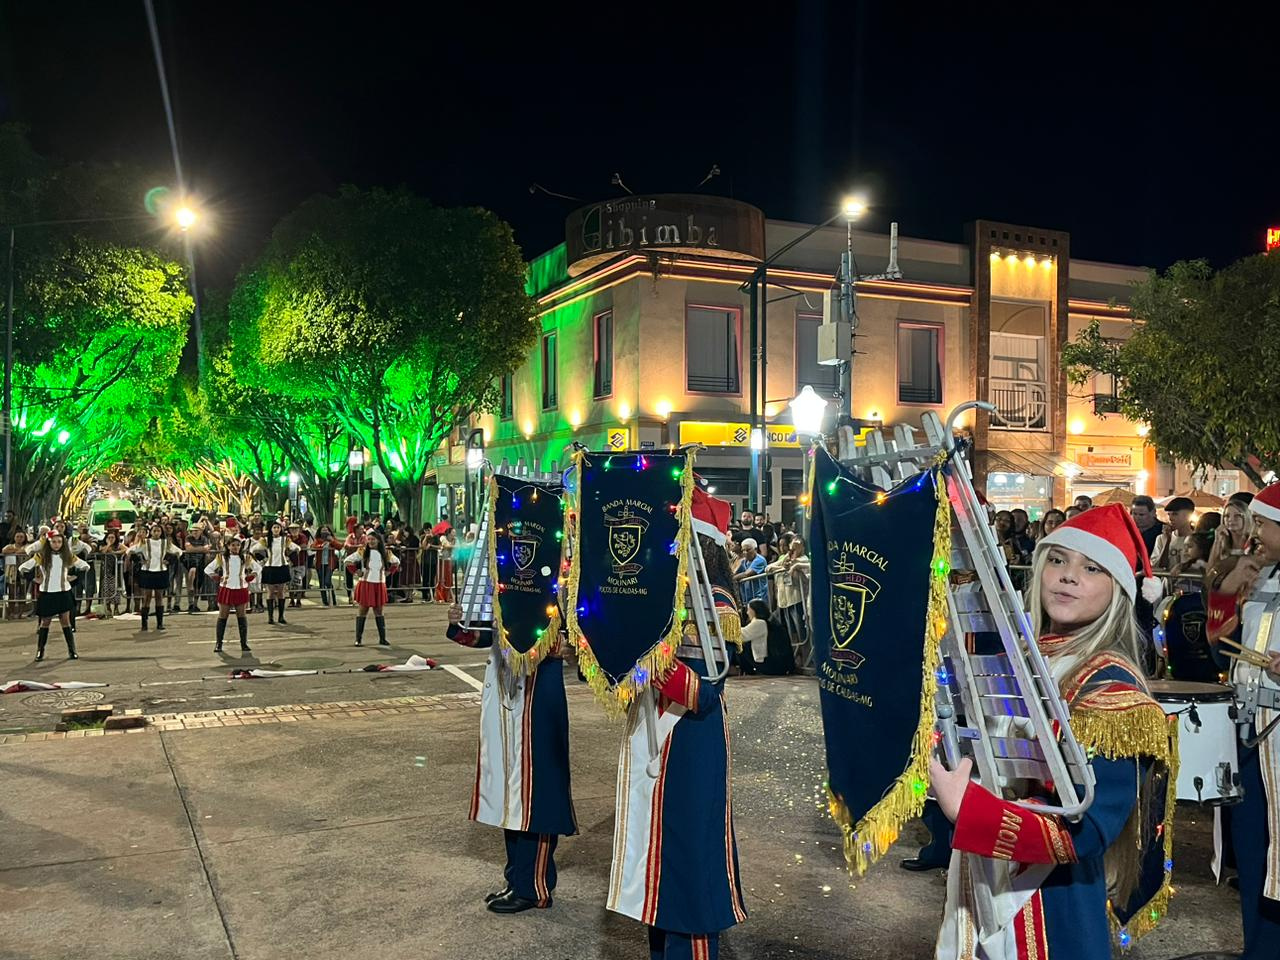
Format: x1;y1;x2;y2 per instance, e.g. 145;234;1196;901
565;450;697;716
1077;706;1180;948
489;474;562;675
719;611;743;648
826;463;951;874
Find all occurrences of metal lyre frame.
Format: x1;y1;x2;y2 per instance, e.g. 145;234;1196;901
835;401;1094;821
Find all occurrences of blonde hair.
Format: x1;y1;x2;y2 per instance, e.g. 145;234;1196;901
1027;546;1150;904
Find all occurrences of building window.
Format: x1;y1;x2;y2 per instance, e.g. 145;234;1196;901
897;322;943;405
593;310;613;399
795;313;839;395
1092;338;1123;414
541;333;557;409
499;374;513;420
685;305;740;394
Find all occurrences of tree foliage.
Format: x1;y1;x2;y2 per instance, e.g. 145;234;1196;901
233;187;538;525
1063;255;1280;486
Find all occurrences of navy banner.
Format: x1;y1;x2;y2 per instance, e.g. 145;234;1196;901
489;475;564;668
809;446;949;873
566;450;694;710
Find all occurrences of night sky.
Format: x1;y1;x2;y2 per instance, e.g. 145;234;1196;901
2;2;1276;289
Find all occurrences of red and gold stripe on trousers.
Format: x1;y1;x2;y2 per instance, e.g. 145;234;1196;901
640;737;673;925
532;834;553;907
1016;892;1048;960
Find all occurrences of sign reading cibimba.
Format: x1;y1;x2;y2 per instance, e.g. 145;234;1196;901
565;194;765;277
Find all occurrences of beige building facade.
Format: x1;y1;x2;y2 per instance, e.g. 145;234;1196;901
469;196;1239;520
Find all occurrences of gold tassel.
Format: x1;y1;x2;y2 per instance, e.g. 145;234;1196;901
827;463;952;874
719;611;743;648
565;450;697;715
490;474;563;675
1097;711;1179;948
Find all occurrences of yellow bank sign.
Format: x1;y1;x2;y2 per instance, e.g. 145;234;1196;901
678;420;801;449
606;428;631;451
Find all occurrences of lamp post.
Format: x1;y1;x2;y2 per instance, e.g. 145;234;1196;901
788;385;829;539
464;428;486;530
745;196;865;514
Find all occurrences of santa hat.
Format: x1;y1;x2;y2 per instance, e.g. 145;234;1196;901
691;485;732;546
1035;502;1163;604
1249;482;1280;525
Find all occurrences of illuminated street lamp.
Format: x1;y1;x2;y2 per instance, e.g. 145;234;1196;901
789;385;828;437
174;204;199;232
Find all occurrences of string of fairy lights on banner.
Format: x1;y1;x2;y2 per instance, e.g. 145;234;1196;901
565;450;696;711
490;479;567;664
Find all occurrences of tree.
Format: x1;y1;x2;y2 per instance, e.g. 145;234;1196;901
1062;255;1280;487
1;126;192;522
235;187;538;526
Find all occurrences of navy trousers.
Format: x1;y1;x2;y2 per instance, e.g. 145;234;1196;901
503;829;557;906
648;927;718;960
1230;730;1280;960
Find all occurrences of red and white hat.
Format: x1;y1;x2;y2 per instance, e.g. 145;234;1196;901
1034;502;1163;604
691;485;732;546
1250;482;1280;525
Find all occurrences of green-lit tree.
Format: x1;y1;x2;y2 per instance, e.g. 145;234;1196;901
1;126;193;522
234;187;538;526
1063;254;1280;487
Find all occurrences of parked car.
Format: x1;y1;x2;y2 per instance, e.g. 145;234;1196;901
87;498;140;540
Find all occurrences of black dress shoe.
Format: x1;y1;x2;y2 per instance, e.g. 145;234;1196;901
900;857;947;872
486;890;544;914
484;886;511;904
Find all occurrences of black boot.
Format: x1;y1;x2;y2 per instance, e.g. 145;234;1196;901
355;616;366;646
277;598;288;625
215;618;227;652
141;608;150;631
69;606;77;632
64;627;78;660
36;627;48;662
268;600;275;624
237;617;250;653
376;615;389;646
155;607;165;631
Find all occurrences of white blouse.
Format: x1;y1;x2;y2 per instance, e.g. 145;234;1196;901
256;538;297;567
19;553;90;593
204;554;260;590
742;617;769;664
345;549;399;583
130;539;183;571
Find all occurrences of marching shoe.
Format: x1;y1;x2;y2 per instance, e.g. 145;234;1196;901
484;886;511;904
900;857;947;872
486;890;545;914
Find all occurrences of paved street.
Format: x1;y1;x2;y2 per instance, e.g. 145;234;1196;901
0;603;1246;959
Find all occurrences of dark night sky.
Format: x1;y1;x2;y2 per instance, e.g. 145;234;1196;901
2;2;1276;288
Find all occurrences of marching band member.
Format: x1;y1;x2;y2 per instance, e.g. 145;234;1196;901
610;490;747;960
130;521;183;631
20;529;90;661
342;531;398;646
446;602;576;913
1221;482;1280;960
254;521;299;625
931;504;1176;959
205;537;261;655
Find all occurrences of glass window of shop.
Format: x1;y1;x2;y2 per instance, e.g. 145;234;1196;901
986;472;1052;518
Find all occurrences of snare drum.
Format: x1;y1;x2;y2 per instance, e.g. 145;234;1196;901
1150;680;1242;805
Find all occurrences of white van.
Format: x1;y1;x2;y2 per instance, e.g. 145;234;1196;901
87;499;140;540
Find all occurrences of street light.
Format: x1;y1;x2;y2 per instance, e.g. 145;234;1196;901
789;385;829;437
174;204;199;232
745;194;865;512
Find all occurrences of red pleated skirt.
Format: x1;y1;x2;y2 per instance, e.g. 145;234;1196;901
354;581;387;607
217;586;250;606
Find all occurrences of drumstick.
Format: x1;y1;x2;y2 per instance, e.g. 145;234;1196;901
1217;636;1274;663
1219;648;1273;669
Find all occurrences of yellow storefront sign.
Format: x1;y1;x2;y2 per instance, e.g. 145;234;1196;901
606;427;631;451
678;421;801;449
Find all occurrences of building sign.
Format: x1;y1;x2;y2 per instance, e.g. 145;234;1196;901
678;420;802;450
565;194;765;277
1268;227;1280;253
606;428;631;451
1076;451;1133;469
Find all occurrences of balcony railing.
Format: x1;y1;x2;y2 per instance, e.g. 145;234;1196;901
988;378;1048;431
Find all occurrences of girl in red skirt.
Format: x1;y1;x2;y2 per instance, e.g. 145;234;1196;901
343;531;398;647
205;537;261;654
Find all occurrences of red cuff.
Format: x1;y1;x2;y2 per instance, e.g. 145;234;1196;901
656;661;701;712
952;781;1076;865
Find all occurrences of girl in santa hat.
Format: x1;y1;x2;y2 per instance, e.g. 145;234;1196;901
342;530;398;646
931;503;1177;959
19;528;90;661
